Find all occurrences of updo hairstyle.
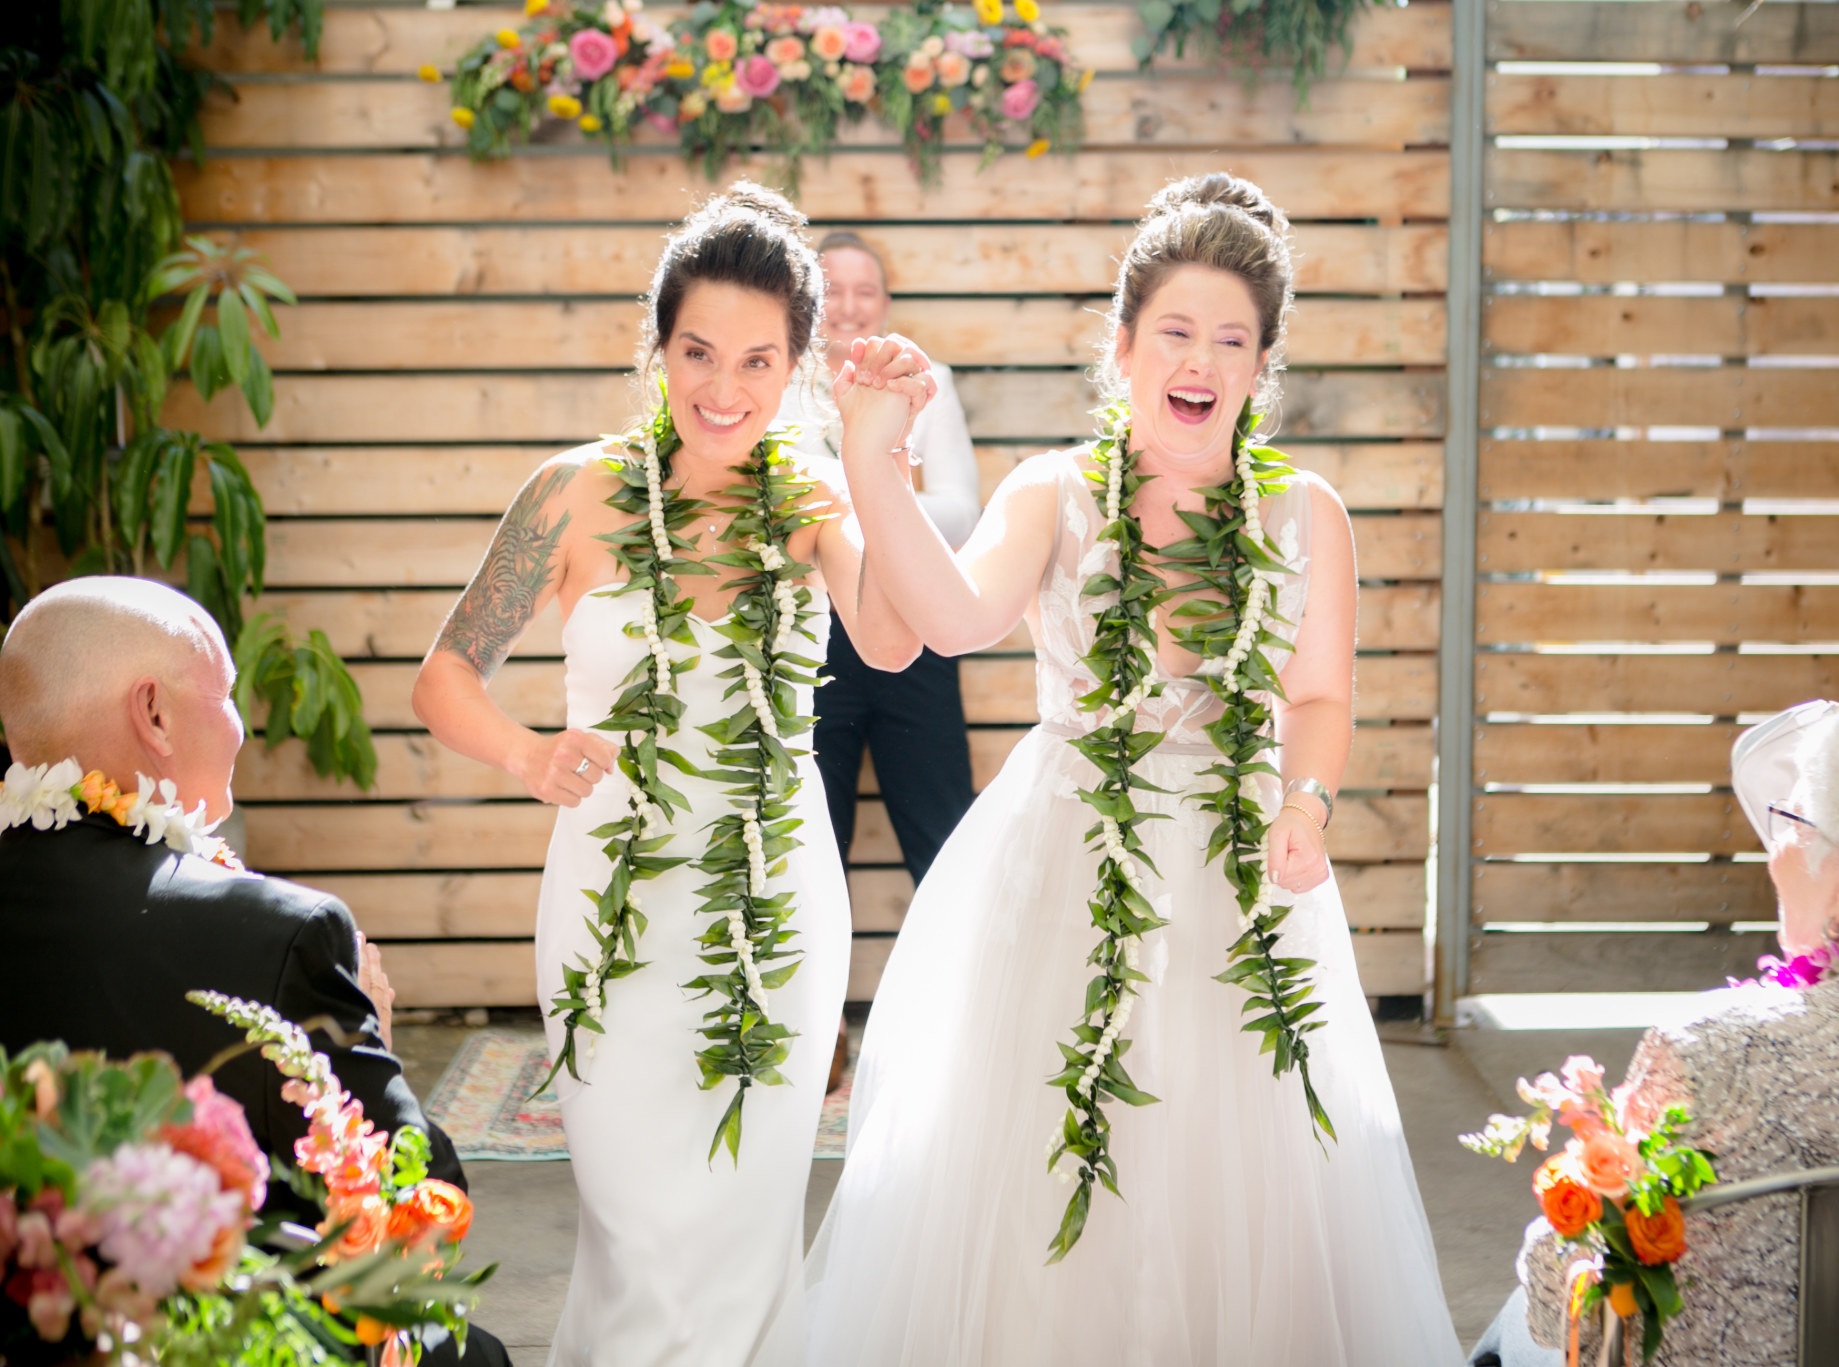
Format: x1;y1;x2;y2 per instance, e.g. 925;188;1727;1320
640;181;825;381
1102;172;1296;413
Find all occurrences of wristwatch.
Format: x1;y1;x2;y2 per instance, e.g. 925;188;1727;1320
1283;777;1334;827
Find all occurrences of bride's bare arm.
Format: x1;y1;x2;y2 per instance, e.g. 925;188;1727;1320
412;457;617;806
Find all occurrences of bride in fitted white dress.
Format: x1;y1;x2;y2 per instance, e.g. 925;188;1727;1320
534;587;849;1366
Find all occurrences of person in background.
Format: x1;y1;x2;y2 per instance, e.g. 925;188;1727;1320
778;231;980;888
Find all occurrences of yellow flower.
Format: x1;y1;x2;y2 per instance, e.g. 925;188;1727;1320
579;113;603;132
524;0;549;12
931;93;952;115
1015;0;1040;18
1026;137;1050;157
974;0;1003;24
451;107;476;128
1076;66;1093;92
664;58;695;79
701;61;732;89
547;93;583;119
495;28;522;49
417;63;440;83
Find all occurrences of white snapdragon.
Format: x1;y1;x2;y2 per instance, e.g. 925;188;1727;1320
0;759;85;832
741;661;780;739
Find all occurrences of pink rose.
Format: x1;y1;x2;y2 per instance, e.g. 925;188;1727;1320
568;28;619;82
840;20;881;63
839;63;876;103
704;26;739;62
735;54;781;98
1579;1130;1645;1200
999;77;1039;121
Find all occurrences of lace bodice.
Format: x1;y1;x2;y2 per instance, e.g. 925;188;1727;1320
1025;448;1313;747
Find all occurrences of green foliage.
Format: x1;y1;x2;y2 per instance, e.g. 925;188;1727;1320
1132;0;1383;99
1;0;376;791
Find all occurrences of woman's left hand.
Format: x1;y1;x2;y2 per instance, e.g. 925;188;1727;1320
835;333;937;460
1267;806;1330;893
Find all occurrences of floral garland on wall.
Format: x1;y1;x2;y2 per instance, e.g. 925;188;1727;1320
437;0;1088;184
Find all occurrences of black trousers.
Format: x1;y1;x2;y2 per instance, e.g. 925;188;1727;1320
814;611;976;885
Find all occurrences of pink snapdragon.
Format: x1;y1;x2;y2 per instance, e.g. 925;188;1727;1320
569;28;620;82
83;1143;243;1299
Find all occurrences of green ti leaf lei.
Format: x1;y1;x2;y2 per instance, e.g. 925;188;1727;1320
1044;395;1334;1264
539;383;826;1166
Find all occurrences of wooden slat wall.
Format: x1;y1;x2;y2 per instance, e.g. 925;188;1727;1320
1470;0;1838;993
183;1;1450;1007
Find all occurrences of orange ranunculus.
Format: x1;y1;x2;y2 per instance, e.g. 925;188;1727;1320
1578;1130;1644;1199
1607;1280;1639;1318
181;1220;245;1291
1534;1154;1602;1239
386;1179;474;1250
321;1196;390;1263
1626;1196;1687;1265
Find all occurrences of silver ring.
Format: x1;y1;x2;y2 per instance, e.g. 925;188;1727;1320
574;757;592;777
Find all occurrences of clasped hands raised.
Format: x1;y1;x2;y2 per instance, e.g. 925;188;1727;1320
833;333;938;465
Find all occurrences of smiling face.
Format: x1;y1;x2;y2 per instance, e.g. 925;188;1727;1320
821;247;890;364
1114;263;1269;467
661;280;796;465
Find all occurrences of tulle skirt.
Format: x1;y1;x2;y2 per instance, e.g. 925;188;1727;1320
804;727;1463;1367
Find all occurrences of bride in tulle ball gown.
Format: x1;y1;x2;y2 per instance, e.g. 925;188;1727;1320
805;173;1465;1366
414;184;936;1367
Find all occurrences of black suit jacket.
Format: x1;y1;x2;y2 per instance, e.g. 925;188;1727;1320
0;812;463;1216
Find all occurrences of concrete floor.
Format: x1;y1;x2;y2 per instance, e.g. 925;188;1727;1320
396;1017;1649;1364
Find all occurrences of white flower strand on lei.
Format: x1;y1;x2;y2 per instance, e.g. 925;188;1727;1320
0;759;235;865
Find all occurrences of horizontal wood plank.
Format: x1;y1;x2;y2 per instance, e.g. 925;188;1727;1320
1470;861;1773;925
1487;148;1839;215
1352;931;1429;997
1473;722;1745;786
1477;511;1839;574
1480;367;1834;430
1474;652;1839;716
167;369;1449;443
1476;584;1839;645
1488;1;1839;64
196;3;1453;76
202;73;1452;153
1488;73;1839;141
1466;928;1777;994
1471;793;1756;856
177;150;1453;226
221;222;1450;298
1484;295;1839;360
379;939;535;1008
1477;440;1839;502
1483;221;1839;286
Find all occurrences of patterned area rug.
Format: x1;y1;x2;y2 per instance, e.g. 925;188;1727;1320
425;1029;853;1161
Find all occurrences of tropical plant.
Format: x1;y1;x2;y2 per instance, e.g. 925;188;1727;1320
0;0;376;789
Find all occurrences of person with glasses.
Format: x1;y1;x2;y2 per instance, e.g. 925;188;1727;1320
1471;700;1839;1366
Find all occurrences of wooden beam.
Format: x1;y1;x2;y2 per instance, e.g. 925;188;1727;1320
1484;295;1839;360
1488;1;1839;64
219;222;1450;298
1470;861;1772;926
1488;73;1839;140
1477;440;1839;502
1477;511;1839;574
194;4;1452;76
201;73;1452;153
1471;792;1755;856
1480;368;1834;431
1476;584;1839;646
1466;928;1778;994
177;149;1453;226
167;369;1450;444
1474;652;1839;716
1484;221;1839;286
1351;932;1429;996
1473;722;1746;786
1487;148;1839;215
377;940;536;1009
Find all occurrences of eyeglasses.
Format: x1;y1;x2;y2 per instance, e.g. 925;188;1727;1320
1766;802;1828;849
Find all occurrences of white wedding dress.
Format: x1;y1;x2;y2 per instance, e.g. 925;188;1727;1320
535;588;850;1367
804;451;1463;1366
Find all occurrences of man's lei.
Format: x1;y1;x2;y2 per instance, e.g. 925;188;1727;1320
0;758;243;869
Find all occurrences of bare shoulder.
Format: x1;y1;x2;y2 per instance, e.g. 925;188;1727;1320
996;446;1081;500
1284;466;1349;516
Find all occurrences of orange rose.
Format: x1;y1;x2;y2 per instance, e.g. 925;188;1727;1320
1534;1155;1602;1239
1626;1196;1687;1265
811;26;847;62
181;1220;245;1291
1578;1130;1643;1199
321;1196;390;1263
903;57;935;92
386;1179;474;1249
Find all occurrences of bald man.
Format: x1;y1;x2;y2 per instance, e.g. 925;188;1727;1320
0;580;506;1359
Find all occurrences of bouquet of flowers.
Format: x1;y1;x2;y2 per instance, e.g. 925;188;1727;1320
439;0;1088;184
1461;1055;1718;1362
0;995;487;1365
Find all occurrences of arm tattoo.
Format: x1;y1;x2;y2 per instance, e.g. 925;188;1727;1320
435;464;577;677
